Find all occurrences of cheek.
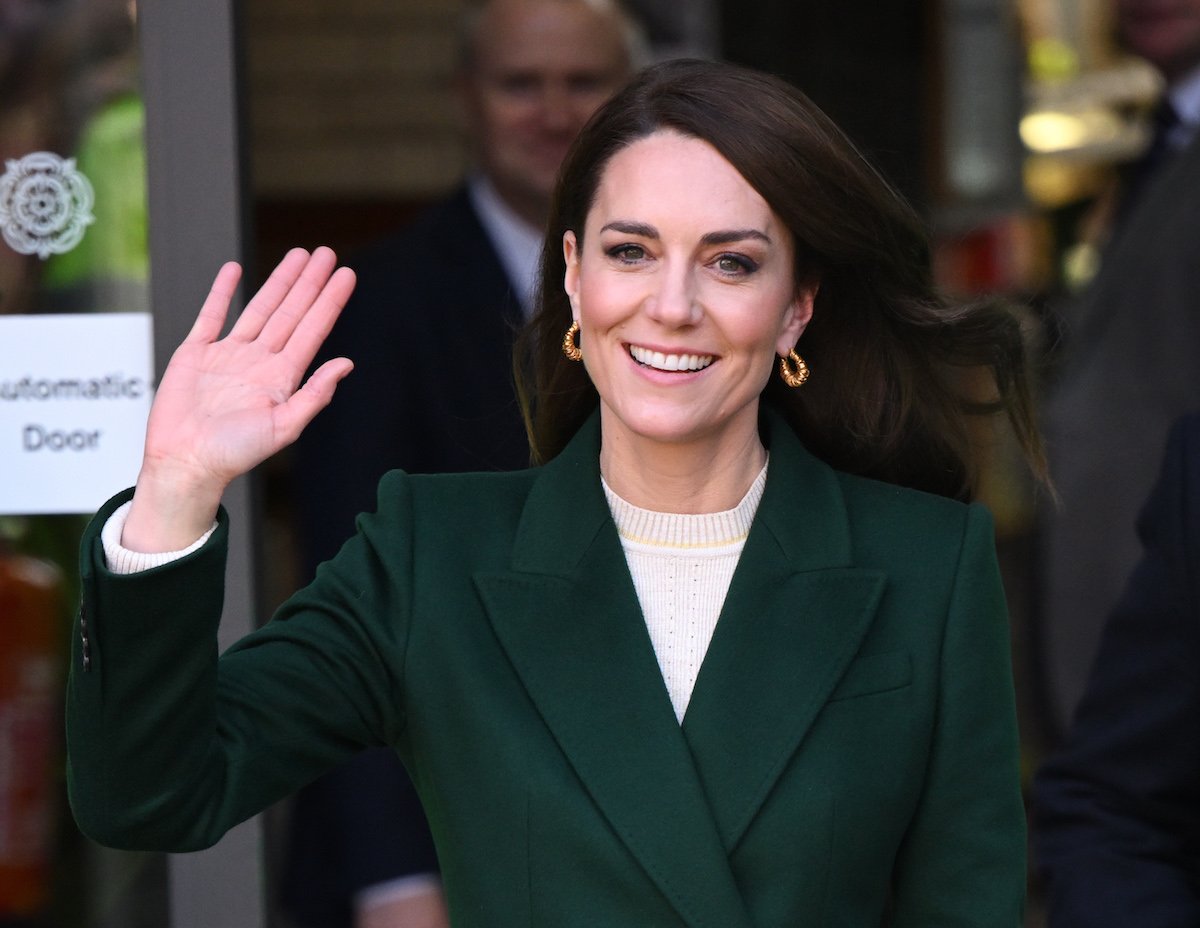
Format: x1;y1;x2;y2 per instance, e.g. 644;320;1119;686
572;89;613;119
578;274;640;323
723;300;794;352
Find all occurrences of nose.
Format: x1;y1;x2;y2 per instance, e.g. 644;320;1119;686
644;262;702;328
539;83;575;132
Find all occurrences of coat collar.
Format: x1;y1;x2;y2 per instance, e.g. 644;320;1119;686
508;407;855;576
474;409;884;927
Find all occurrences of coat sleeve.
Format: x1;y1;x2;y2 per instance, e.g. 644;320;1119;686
891;503;1027;927
1031;415;1200;927
66;473;417;852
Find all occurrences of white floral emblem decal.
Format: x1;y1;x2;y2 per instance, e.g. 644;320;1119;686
0;151;96;260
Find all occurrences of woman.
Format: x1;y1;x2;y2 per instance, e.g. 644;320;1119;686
68;60;1041;926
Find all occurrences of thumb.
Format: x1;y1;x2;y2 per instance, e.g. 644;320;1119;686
273;358;354;446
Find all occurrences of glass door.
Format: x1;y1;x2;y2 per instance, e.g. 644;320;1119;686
0;1;261;925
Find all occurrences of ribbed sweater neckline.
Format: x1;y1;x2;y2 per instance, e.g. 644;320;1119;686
600;458;768;551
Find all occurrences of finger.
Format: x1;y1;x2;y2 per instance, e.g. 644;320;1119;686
227;247;311;342
279;265;357;371
258;246;340;352
272;357;354;447
184;262;243;344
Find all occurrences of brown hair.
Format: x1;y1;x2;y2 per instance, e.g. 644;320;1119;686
515;57;1044;501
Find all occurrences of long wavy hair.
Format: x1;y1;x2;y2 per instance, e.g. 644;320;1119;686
515;58;1045;501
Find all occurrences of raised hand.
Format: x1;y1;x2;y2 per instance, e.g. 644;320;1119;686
123;247;356;553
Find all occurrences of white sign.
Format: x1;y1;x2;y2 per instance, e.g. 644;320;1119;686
0;313;154;515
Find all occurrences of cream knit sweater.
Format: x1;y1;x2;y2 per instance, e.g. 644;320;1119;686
601;461;767;723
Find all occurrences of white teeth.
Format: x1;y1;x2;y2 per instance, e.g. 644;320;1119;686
629;345;714;372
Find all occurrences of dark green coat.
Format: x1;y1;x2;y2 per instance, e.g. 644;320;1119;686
67;412;1025;927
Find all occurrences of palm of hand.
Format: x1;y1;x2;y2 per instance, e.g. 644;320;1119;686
146;336;302;486
141;247;356;493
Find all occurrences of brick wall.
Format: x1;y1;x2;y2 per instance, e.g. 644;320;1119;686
243;0;469;198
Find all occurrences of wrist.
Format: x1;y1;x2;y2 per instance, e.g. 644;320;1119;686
122;459;225;553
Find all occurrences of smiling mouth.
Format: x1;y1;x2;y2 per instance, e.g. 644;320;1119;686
628;344;715;372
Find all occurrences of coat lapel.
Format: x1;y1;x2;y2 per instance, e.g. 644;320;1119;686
680;415;886;851
474;417;755;928
475;411;887;924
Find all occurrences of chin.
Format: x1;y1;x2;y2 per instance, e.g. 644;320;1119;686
619;408;736;449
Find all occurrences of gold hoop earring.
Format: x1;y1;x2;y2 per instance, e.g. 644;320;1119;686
779;349;810;387
562;320;582;362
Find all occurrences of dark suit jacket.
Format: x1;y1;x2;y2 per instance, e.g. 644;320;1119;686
294;184;531;575
1038;133;1200;735
284;186;532;921
68;412;1026;927
1032;412;1200;927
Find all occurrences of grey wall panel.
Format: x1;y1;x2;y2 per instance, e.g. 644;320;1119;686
138;1;264;925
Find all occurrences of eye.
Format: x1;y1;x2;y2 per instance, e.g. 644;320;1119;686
713;253;758;276
494;72;540;98
567;73;611;96
607;243;647;264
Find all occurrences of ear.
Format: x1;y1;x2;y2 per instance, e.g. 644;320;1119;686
563;230;581;321
775;281;817;357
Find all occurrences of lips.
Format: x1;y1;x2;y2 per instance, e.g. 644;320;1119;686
628;344;715;372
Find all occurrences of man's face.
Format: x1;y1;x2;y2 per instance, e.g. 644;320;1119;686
1117;0;1200;81
461;0;631;226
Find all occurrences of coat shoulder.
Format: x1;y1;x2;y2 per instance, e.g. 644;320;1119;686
836;469;975;525
375;466;541;531
834;470;989;565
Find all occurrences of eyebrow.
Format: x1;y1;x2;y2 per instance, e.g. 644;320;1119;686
702;229;772;246
599;220;772;246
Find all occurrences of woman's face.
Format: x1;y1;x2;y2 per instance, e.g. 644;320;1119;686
564;130;813;456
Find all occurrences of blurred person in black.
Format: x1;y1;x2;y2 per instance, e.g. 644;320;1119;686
281;2;641;926
1036;0;1200;740
1032;411;1200;926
